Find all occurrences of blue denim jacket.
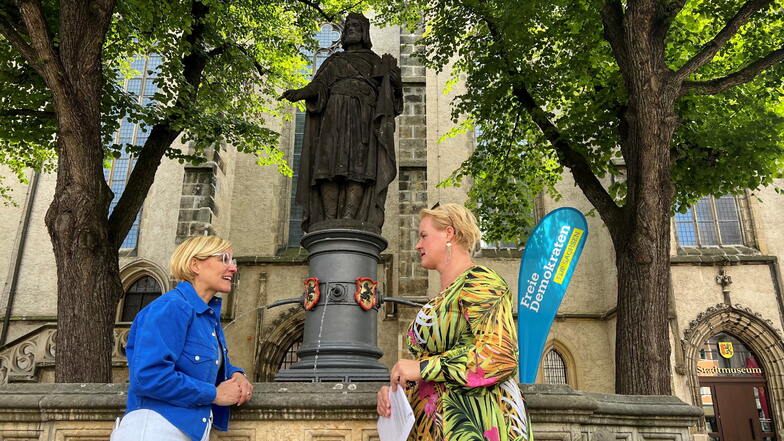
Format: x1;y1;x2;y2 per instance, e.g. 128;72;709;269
125;281;244;441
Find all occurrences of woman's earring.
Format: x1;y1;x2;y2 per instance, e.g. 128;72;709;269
446;241;452;264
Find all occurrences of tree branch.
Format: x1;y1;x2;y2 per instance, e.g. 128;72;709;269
294;0;339;22
108;0;212;248
470;3;622;231
661;0;688;25
679;46;784;96
235;44;270;78
676;0;774;81
0;108;55;118
16;0;65;89
205;43;228;58
293;0;364;23
653;0;687;44
295;0;331;21
0;9;38;65
511;81;622;232
599;0;627;70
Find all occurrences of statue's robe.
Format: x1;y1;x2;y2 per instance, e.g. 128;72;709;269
296;49;403;232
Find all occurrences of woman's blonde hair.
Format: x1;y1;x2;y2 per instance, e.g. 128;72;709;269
419;203;481;253
170;236;232;282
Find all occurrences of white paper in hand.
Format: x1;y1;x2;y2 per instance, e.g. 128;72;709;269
377;386;415;441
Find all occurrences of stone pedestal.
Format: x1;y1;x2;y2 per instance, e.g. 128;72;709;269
275;228;389;382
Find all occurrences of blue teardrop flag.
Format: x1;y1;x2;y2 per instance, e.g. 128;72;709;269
518;207;588;383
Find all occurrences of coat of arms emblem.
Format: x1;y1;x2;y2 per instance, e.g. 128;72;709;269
718;341;734;359
303;277;320;311
354;277;378;311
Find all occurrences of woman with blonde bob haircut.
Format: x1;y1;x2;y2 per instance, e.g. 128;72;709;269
113;236;253;441
377;203;534;441
170;236;233;282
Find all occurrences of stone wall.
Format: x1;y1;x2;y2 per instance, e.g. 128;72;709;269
0;383;702;441
177;166;218;243
396;27;428;299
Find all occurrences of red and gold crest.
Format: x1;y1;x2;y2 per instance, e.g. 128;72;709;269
303;277;320;311
718;342;734;359
354;277;378;311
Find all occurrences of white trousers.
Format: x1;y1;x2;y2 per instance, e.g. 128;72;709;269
110;409;211;441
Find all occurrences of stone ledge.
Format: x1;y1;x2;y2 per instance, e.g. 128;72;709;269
585;391;703;426
671;253;775;265
398;159;427;168
0;383;702;427
401;76;426;84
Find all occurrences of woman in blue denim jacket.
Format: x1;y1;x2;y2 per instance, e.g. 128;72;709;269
112;236;253;441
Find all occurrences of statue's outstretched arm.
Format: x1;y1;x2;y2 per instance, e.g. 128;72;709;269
281;83;318;102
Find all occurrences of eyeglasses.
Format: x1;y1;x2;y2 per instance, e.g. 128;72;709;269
210;253;237;268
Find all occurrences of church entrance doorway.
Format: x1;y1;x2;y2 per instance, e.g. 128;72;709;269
698;332;776;441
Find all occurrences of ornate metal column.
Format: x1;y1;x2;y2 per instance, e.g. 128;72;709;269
275;228;389;382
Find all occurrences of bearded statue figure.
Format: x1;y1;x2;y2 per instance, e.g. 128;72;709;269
282;13;403;233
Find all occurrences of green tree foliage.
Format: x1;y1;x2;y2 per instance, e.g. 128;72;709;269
0;0;365;189
377;0;783;243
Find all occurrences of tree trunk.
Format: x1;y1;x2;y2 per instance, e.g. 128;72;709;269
39;0;120;382
44;107;120;383
44;108;123;383
614;226;673;395
611;6;678;394
612;105;676;394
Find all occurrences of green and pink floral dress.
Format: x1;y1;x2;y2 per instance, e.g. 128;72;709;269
406;266;533;441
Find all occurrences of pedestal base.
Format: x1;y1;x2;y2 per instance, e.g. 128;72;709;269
275;228;390;382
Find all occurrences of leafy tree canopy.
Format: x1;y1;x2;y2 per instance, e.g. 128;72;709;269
376;0;784;245
0;0;366;201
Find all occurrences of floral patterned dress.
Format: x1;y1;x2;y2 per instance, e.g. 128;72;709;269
406;266;533;441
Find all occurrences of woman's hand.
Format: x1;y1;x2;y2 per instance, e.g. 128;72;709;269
376;385;391;417
390;358;422;391
213;377;242;406
232;372;253;405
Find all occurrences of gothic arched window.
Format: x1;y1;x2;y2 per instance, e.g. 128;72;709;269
542;349;568;385
278;338;303;371
105;55;162;249
120;275;162;322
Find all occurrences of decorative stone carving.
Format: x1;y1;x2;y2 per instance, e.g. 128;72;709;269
682;303;729;345
733;303;782;335
0;324;131;384
682;302;784;349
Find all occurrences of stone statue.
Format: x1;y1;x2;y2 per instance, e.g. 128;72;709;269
282;13;403;233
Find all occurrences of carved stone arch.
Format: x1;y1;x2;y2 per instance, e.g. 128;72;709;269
682;303;784;430
255;307;305;382
119;258;170;292
538;339;579;388
117;259;170;321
